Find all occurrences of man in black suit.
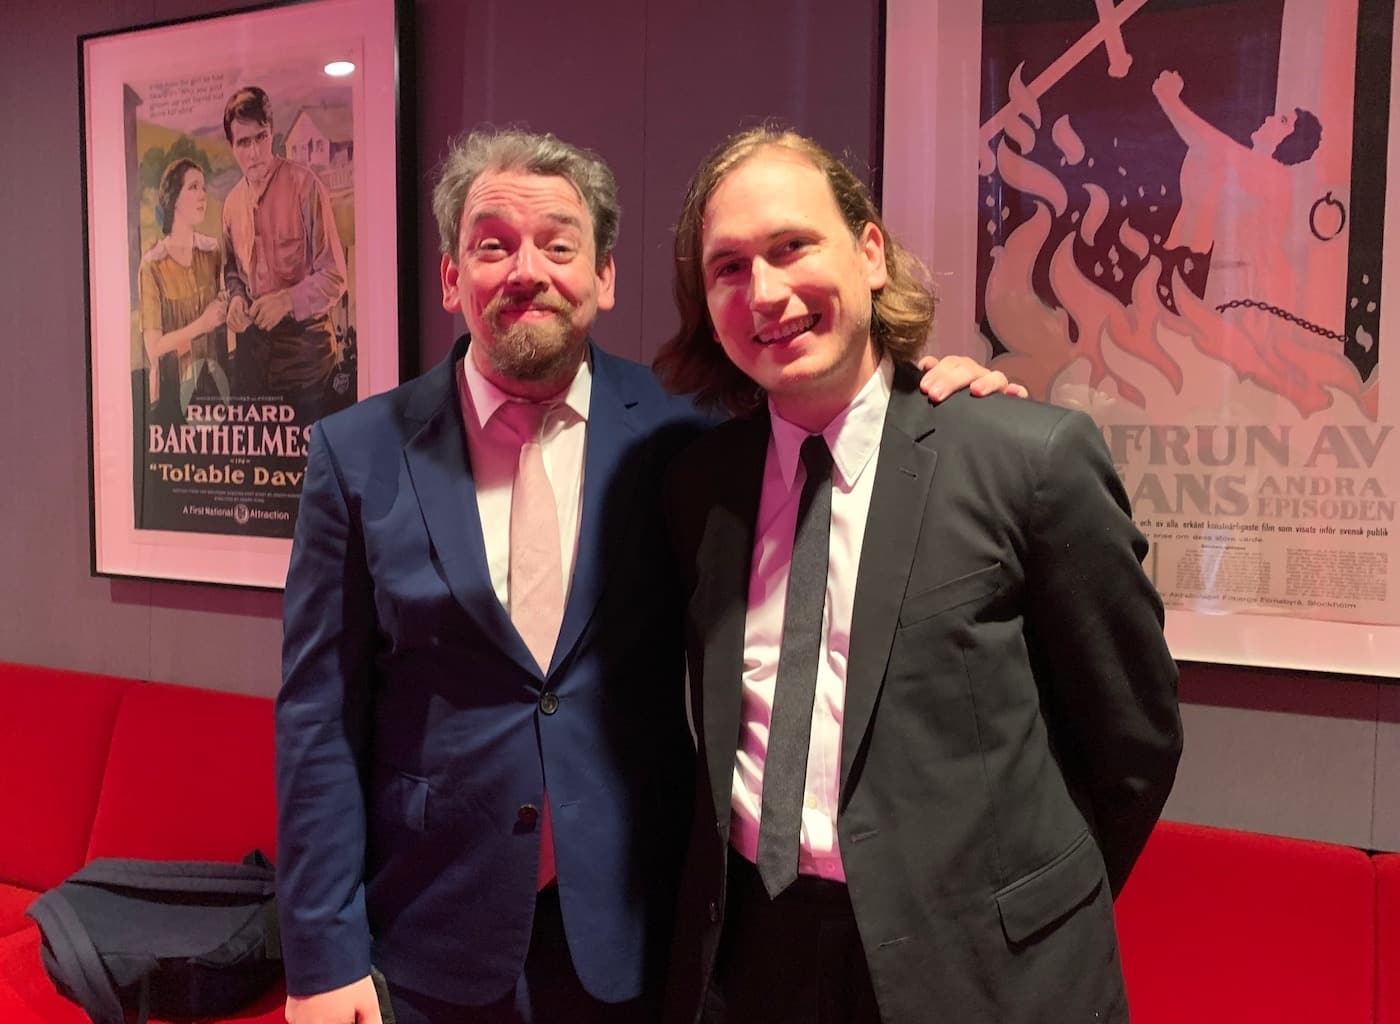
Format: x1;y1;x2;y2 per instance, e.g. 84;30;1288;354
655;127;1183;1024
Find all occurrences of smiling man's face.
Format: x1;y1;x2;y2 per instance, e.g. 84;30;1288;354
699;145;887;431
441;168;616;396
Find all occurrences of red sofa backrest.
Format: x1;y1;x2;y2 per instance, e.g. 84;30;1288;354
1115;820;1375;1024
85;680;277;863
0;664;132;891
1378;853;1400;1024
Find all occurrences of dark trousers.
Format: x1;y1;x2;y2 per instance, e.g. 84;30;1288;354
704;850;881;1024
387;886;649;1024
231;316;337;423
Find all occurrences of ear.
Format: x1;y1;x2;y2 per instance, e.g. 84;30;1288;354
859;221;889;291
595;252;617;312
441;253;462;313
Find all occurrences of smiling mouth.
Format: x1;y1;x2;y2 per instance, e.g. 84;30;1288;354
489;295;572;324
754;314;819;346
498;298;565;315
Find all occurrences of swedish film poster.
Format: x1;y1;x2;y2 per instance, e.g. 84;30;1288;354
84;0;406;587
884;0;1399;674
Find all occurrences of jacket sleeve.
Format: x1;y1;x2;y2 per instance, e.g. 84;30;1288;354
1022;409;1183;895
276;421;378;994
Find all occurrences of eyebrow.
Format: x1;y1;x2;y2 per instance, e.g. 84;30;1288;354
467;208;583;231
702;225;806;270
701;244;739;271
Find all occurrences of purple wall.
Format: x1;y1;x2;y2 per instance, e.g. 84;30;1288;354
0;0;1396;850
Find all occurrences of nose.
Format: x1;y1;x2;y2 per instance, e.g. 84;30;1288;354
508;243;545;286
748;258;786;312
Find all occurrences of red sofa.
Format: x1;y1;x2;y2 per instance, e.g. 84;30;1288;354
1378;853;1400;1024
2;660;1397;1022
0;662;284;1023
1115;819;1379;1024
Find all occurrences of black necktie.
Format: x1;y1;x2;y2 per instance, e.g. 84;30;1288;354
756;434;834;898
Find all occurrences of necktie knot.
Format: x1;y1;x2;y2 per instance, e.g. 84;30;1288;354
498;400;550;446
799;434;833;485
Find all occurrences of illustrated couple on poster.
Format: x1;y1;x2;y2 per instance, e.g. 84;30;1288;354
978;0;1380;423
137;84;350;429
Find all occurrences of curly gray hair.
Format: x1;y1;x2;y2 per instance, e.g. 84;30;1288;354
431;127;620;265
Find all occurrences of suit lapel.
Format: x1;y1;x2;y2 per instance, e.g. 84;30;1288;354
401;338;539;678
840;368;940;803
698;416;768;835
550;345;641;674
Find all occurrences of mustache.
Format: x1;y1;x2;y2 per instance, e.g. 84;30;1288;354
485;293;576;321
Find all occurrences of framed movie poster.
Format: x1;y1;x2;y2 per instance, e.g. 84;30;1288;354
82;0;412;589
883;0;1400;676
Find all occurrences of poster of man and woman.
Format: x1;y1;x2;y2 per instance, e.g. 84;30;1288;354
84;0;403;587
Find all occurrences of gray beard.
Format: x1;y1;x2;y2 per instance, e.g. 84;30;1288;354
483;314;586;384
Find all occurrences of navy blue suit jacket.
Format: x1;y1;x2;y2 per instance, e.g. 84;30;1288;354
277;336;707;1005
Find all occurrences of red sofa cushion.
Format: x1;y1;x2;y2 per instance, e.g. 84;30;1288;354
1378;853;1400;1024
85;681;277;863
0;883;37;939
0;972;49;1024
0;664;132;893
0;926;85;1024
1114;820;1375;1024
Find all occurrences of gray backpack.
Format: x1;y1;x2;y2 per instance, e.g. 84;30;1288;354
26;850;280;1024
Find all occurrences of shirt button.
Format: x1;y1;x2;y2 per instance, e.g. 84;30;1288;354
707;900;720;923
540;693;560;715
804;793;819;810
517;804;540;829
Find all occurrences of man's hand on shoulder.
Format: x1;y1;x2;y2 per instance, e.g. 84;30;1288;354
916;354;1028;403
285;975;381;1024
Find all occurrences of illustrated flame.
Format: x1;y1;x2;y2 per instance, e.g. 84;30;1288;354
979;78;1377;426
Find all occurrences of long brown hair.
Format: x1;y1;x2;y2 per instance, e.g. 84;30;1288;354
654;126;936;415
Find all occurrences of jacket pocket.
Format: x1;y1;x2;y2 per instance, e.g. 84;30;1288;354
993;830;1105;943
898;563;1003;626
373;766;430;833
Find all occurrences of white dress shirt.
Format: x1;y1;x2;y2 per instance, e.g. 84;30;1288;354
730;359;894;881
456;353;590;612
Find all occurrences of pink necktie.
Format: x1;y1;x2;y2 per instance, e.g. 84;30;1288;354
502;400;562;889
504;401;564;672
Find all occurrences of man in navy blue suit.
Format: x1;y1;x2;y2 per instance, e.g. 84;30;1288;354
275;127;1013;1024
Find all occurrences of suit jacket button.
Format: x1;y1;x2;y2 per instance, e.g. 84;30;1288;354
540;693;560;715
708;900;720;923
517;804;540;829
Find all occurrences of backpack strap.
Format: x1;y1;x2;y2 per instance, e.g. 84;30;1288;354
26;888;126;1024
72;857;276;898
137;973;152;1024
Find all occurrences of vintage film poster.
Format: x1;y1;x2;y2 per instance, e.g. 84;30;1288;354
84;0;406;587
884;0;1399;674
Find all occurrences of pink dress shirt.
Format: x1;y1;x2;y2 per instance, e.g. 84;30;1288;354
456;351;590;611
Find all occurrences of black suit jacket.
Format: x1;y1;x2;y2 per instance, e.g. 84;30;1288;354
664;365;1182;1024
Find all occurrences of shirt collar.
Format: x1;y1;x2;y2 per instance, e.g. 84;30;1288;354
460;344;592;437
768;358;893;491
